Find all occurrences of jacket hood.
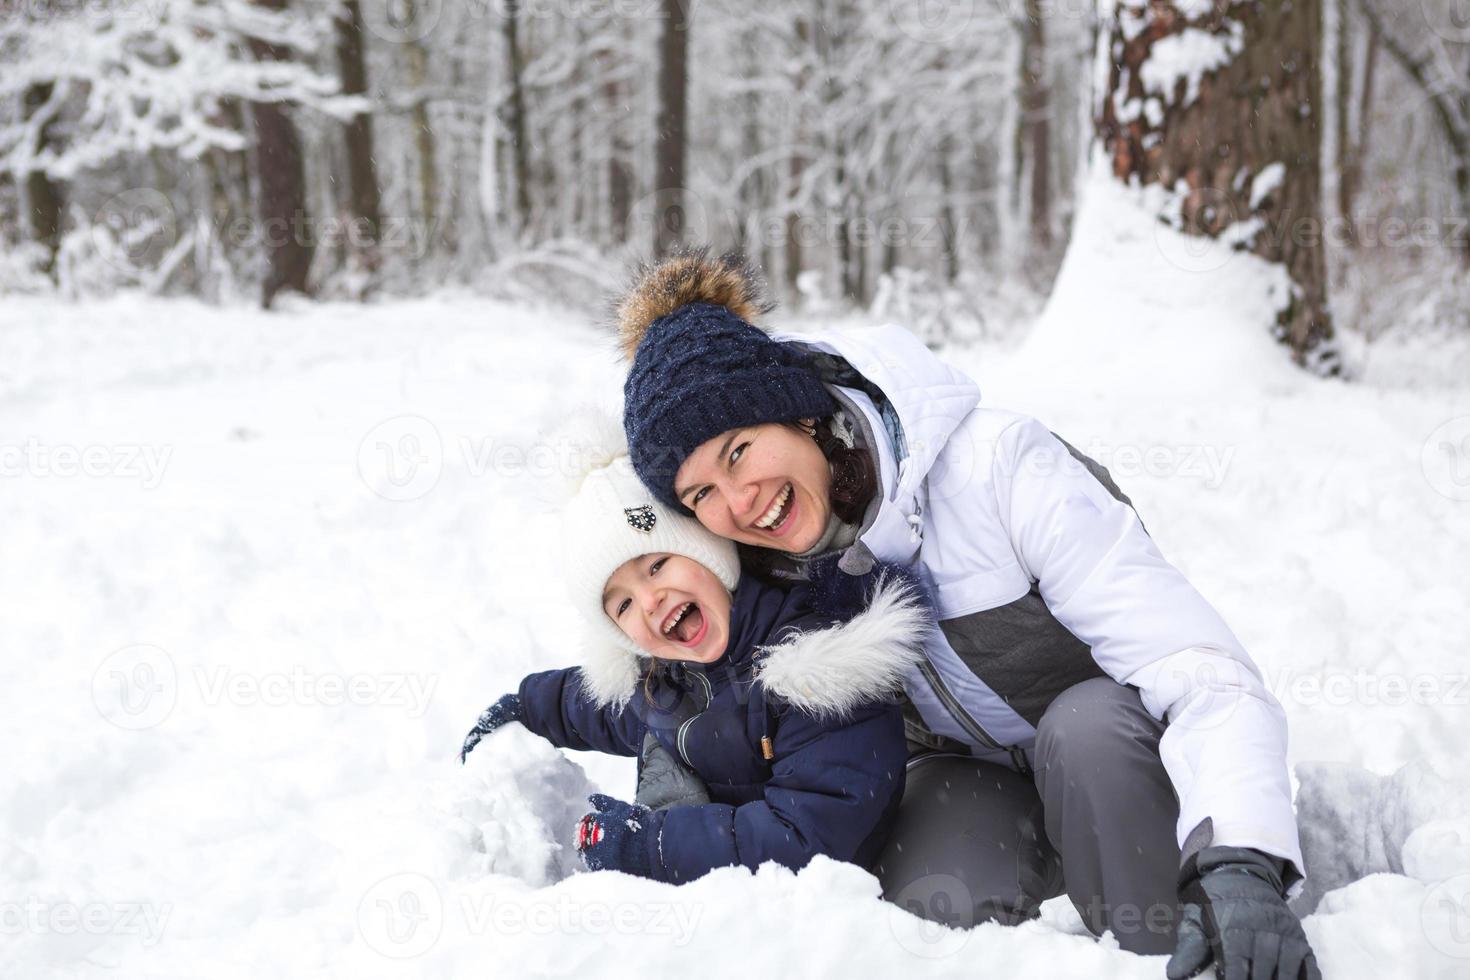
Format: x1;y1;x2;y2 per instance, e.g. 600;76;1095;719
771;323;981;504
577;573;930;718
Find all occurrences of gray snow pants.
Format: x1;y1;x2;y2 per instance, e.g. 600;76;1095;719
873;677;1183;955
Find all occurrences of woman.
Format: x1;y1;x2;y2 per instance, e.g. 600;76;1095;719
612;248;1320;979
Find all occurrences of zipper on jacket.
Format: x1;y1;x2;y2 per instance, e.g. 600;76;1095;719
914;661;1034;774
674;669;714;767
914;659;1003;752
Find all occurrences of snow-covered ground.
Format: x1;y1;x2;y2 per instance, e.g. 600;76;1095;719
5;179;1470;978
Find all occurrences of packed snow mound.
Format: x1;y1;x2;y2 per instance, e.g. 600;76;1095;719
446;726;600;887
1027;159;1303;395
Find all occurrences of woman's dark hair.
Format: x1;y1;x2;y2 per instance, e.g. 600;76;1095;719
789;417;879;526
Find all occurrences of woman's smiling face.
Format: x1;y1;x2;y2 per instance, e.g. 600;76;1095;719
673;423;831;553
602;554;732;664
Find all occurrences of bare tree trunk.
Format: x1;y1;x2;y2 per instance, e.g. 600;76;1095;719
785;152;807;295
335;0;382;264
1100;0;1338;373
1353;18;1380;207
248;0;313;307
785;13;812;296
1333;0;1355;245
1017;0;1053;252
605;70;633;243
736;30;765;258
835;151;854;300
938;134;960;284
401;0;437;255
973;108;1000;262
654;0;691;257
21;82;63;277
1334;1;1378;247
502;0;533;238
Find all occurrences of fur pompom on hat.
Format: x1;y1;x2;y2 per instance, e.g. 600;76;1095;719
615;246;835;512
558;427;741;705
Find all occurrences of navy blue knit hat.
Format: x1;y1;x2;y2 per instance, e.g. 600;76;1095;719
616;248;835;511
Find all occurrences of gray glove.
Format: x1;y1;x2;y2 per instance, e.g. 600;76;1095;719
1167;846;1321;980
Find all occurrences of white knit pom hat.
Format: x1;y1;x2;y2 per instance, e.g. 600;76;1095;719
557;419;740;706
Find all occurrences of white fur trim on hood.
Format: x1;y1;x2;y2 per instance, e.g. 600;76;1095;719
577;574;931;717
578;639;645;711
755;574;930;721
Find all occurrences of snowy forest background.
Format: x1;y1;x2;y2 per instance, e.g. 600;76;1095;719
6;0;1470;365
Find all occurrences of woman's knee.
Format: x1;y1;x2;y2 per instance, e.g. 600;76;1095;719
873;755;1063;928
1034;677;1164;771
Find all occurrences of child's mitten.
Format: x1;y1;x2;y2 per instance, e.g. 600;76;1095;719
575;793;653;876
460;693;522;762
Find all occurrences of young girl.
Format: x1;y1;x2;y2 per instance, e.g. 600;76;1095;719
460;444;929;883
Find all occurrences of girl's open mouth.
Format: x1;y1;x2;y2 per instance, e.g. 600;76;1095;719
660;601;708;647
752;482;798;537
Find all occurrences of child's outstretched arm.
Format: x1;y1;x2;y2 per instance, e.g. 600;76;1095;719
515;666;646;757
460;666;646;761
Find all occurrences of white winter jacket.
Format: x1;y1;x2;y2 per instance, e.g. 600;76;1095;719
769;322;1305;886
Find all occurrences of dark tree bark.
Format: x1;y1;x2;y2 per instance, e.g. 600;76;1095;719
1334;1;1378;248
604;39;633;245
502;0;533;237
1016;0;1053;252
1100;0;1338;374
938;134;961;284
335;0;382;253
653;0;691;257
22;82;63;276
248;0;313;307
401;0;438;252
